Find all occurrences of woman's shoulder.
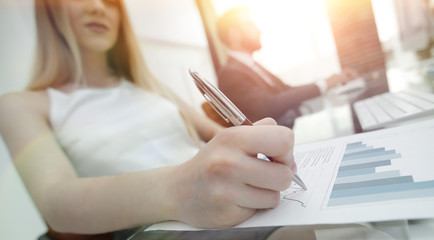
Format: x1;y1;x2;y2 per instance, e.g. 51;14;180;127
0;90;49;119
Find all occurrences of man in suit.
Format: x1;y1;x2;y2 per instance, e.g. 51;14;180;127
216;8;358;128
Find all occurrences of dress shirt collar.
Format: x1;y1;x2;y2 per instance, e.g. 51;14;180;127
228;50;277;88
228;50;256;68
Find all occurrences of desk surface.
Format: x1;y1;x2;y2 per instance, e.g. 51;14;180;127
127;220;434;240
293;62;434;145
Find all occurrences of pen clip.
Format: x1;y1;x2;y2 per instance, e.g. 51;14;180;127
202;89;231;123
189;69;247;125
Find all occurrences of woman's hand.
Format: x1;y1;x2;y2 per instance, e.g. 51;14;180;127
168;118;296;228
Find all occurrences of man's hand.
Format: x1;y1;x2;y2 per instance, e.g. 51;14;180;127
326;68;359;89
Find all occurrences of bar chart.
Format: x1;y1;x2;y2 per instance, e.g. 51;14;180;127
328;141;434;207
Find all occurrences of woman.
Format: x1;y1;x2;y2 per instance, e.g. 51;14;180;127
0;0;296;238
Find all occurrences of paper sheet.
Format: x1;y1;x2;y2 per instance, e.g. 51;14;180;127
148;119;434;231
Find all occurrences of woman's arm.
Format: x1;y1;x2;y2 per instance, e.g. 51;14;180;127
0;92;296;233
0;92;180;233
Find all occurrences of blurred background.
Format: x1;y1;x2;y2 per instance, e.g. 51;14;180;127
1;0;433;238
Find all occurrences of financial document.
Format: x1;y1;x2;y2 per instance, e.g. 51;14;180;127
149;119;434;231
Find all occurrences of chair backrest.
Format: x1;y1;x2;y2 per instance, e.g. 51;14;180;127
201;102;233;128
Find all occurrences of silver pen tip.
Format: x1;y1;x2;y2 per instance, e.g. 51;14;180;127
293;174;307;190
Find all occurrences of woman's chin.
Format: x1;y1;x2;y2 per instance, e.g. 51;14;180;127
81;39;117;53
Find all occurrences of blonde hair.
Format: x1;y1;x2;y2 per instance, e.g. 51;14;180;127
29;0;200;143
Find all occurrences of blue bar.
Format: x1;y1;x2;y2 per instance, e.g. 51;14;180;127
344;146;374;155
328;187;434;206
337;168;375;178
334;170;401;184
345;142;366;150
339;160;391;171
332;176;413;191
340;153;402;167
330;180;434;198
346;141;364;148
343;147;385;158
342;149;396;161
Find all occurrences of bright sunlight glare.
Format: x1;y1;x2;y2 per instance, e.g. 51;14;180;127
213;0;399;85
213;0;340;84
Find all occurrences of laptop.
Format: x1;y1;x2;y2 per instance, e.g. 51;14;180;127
353;90;434;131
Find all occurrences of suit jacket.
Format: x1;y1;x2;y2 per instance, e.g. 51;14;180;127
217;57;321;128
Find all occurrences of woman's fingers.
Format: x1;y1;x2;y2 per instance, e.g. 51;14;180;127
253;117;277;126
232;154;294;191
253;119;296;173
208;123;296;192
233;183;282;209
214;124;295;167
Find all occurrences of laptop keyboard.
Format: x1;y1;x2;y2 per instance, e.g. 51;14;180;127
353;90;434;131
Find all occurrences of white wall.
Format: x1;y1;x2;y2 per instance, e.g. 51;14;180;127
125;0;216;111
0;0;47;239
0;0;35;94
0;0;214;239
138;39;216;111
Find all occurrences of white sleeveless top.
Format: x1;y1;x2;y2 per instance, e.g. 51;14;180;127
47;80;199;177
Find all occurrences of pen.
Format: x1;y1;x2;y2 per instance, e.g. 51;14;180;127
189;69;307;190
